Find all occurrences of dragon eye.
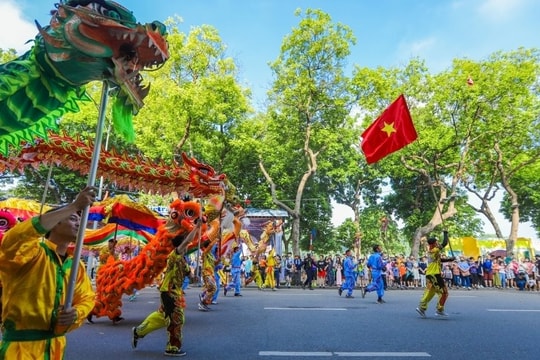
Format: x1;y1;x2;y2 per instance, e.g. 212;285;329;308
89;3;120;20
184;208;195;218
170;210;178;219
106;10;121;19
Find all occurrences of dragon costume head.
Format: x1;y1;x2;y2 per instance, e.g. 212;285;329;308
38;0;169;128
0;0;169;155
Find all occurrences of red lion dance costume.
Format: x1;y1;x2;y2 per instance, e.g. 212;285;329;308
88;197;220;322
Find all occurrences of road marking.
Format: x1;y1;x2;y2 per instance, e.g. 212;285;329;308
264;307;347;311
487;309;540;312
260;351;332;357
335;352;431;357
259;351;431;357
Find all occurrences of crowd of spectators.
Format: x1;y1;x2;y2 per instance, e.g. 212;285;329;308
215;252;540;292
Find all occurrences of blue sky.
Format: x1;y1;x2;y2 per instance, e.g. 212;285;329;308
1;0;538;242
2;0;539;107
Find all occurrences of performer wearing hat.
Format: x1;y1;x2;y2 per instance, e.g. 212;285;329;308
416;230;454;318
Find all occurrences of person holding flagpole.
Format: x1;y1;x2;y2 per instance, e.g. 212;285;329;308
416;230;455;318
0;187;97;359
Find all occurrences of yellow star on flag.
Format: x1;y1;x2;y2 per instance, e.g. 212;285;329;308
381;122;396;137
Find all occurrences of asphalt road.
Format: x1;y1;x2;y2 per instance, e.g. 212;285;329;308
65;285;539;359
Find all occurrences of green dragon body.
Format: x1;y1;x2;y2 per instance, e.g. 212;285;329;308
0;0;169;155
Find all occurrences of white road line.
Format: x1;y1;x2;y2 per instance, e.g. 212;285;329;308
335;352;431;357
487;309;540;312
264;307;347;311
259;351;431;357
260;351;332;357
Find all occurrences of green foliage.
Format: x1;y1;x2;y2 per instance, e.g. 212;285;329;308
133;20;251;170
11;166;87;205
1;20;539;257
0;49;17;63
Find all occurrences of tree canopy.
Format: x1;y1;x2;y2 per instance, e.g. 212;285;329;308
2;10;539;257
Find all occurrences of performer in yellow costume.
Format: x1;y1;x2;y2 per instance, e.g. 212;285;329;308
245;260;263;289
132;225;199;357
416;230;454;318
0;187;96;360
262;249;277;290
198;238;220;311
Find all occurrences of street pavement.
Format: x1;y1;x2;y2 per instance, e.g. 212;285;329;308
65;285;539;359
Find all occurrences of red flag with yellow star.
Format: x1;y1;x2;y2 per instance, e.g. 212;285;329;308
360;94;417;164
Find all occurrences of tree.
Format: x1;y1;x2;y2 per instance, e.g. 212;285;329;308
134;19;251;173
455;49;540;256
503;161;540;238
351;58;484;257
258;9;357;255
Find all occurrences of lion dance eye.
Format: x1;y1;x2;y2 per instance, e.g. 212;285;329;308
170;210;179;219
184;209;195;218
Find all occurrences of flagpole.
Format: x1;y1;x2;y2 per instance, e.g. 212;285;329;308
65;81;109;309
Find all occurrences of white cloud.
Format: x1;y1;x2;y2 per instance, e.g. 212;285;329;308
408;37;437;55
0;1;37;54
477;0;527;22
395;36;438;68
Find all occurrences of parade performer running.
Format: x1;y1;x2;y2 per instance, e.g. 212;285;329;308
224;246;243;296
362;244;386;303
132;225;200;357
416;230;454;318
198;237;220;311
339;249;357;298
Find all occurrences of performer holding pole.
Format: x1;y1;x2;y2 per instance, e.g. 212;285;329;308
416;230;455;318
0;187;96;358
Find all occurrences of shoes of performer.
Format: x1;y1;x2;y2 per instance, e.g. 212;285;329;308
223;287;228;296
86;314;94;324
112;316;124;324
164;349;187;357
435;310;449;317
302;285;306;290
376;298;386;304
361;287;366;298
338;288;343;296
211;301;218;305
416;307;426;318
234;293;242;296
131;327;140;349
198;302;210;311
345;295;354;298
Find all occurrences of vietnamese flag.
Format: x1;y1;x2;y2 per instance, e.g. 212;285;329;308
360;94;418;164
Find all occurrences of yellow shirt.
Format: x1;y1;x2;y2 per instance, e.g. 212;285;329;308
0;217;95;359
426;246;442;276
160;250;190;293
